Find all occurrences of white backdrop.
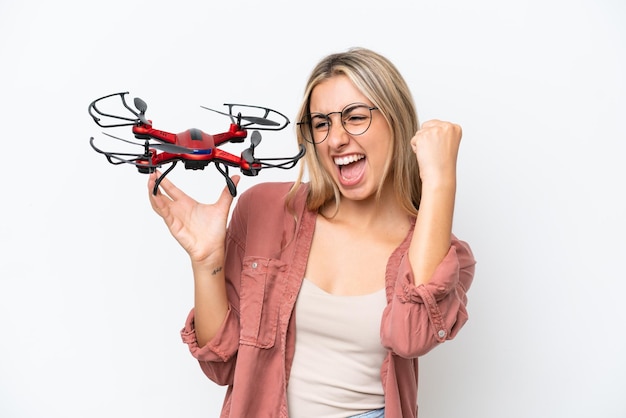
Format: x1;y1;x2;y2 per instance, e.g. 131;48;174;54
1;1;624;417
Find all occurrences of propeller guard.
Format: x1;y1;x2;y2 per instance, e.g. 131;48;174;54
88;92;147;128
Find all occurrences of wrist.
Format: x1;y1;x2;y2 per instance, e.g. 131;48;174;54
190;253;225;275
420;175;456;194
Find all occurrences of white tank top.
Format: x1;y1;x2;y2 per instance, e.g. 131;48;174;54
287;279;387;418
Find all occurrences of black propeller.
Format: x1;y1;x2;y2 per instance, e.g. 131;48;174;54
102;132;194;154
150;142;196;154
200;106;280;126
134;97;149;125
242;130;262;164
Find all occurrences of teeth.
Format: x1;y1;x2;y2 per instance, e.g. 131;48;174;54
334;154;364;166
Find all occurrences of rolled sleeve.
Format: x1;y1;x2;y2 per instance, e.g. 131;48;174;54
381;238;476;358
180;307;240;362
180;306;241;385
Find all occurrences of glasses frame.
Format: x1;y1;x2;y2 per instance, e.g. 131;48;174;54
297;103;379;144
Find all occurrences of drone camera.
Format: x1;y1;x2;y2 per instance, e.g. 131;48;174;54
184;160;210;170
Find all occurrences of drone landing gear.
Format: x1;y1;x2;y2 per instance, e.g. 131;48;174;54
151;162;178;195
215;163;238;197
150;161;239;197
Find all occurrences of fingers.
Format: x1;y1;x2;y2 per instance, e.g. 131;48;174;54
148;171;242;214
148;171;189;214
153;171;187;201
420;119;441;129
419;119;462;138
148;172;168;214
411;120;463;181
413;120;462;151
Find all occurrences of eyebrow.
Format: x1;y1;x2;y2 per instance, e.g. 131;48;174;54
308;102;372;115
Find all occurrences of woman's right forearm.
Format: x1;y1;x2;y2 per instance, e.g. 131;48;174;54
191;256;230;347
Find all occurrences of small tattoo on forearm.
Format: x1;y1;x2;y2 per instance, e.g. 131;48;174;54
211;266;223;276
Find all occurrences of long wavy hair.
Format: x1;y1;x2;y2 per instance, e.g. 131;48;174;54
287;47;421;217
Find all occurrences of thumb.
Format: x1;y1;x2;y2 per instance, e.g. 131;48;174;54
215;175;241;211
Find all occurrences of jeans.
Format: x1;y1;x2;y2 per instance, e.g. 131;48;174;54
350;408;385;418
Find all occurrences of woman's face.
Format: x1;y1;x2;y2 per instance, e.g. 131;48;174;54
309;75;393;202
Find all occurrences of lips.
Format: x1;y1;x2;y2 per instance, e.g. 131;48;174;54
334;154;366;185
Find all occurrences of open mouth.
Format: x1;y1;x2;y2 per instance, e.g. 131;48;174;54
334;154;366;182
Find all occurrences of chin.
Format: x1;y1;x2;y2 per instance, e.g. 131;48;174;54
338;184;377;202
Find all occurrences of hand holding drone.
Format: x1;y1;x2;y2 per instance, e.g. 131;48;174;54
88;92;305;196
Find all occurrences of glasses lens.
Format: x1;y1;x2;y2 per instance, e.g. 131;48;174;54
299;113;330;144
341;104;373;136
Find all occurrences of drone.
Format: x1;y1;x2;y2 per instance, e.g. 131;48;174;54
88;92;305;196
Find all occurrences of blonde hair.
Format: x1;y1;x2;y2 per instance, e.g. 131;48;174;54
287;47;421;216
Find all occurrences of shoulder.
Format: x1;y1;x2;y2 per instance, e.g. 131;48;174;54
230;181;309;229
228;182;311;254
239;181;297;201
236;181;308;211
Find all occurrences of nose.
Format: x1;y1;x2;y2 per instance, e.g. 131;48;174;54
325;115;349;148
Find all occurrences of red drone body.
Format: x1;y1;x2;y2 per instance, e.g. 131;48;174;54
131;123;254;171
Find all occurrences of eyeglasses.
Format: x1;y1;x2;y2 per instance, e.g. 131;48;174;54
297;103;379;144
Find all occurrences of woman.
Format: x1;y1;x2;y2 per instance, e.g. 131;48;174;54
148;47;476;418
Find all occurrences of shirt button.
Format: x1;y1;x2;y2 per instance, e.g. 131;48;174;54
437;330;447;339
251;262;258;269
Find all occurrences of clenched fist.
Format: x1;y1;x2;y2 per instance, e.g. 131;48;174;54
411;119;462;187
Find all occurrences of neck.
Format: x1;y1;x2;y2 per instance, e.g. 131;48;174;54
321;189;408;232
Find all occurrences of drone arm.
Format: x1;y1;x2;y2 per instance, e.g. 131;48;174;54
212;124;247;146
132;125;178;144
212;148;244;167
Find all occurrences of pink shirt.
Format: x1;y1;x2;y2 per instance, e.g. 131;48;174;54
181;182;476;417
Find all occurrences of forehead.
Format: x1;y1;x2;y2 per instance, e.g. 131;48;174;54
309;75;371;113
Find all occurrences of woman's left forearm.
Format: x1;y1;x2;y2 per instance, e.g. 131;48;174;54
408;178;456;285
